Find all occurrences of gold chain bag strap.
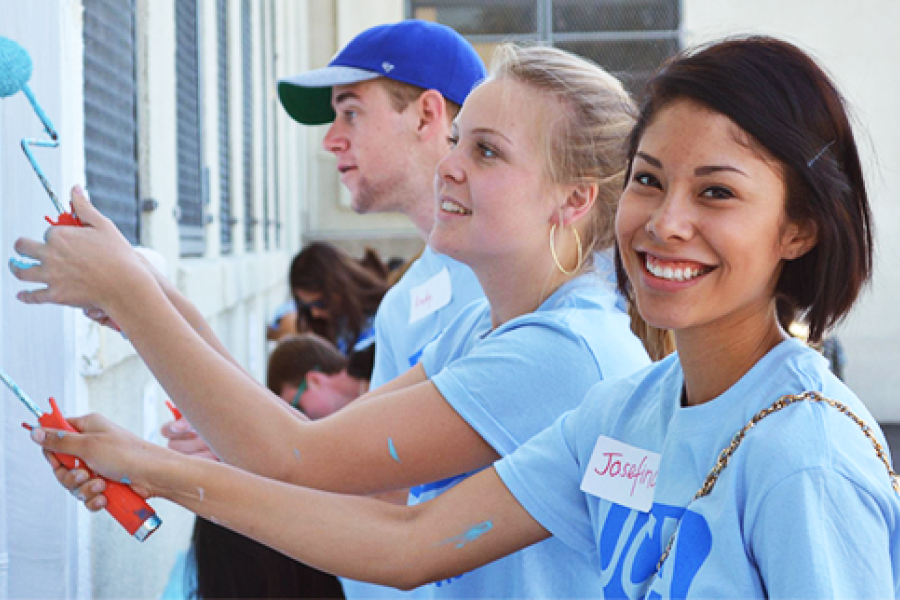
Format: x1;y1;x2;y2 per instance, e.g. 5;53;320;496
656;391;900;573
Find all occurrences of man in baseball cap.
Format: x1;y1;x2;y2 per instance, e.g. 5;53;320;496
278;19;485;224
278;19;486;126
278;19;486;599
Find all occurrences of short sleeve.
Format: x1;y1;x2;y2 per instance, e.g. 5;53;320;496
369;308;396;389
495;410;597;555
430;320;601;456
750;468;895;597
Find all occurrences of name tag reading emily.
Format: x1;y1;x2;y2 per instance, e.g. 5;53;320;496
409;267;452;324
580;436;661;513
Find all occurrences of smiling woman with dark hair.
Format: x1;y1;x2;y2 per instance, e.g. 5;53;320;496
18;36;899;598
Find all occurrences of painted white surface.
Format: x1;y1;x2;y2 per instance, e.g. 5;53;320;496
0;1;89;598
683;0;900;421
3;0;302;597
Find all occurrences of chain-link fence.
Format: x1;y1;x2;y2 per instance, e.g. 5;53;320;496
407;0;680;98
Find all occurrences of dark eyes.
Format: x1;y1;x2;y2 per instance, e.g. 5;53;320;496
633;172;735;200
446;135;458;148
633;172;661;189
701;186;734;200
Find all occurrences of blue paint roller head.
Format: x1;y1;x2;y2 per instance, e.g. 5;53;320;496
0;36;33;98
0;36;64;213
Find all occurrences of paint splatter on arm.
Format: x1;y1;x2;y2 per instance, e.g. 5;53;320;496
436;520;495;549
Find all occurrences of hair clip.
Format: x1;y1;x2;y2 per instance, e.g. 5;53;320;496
807;139;835;168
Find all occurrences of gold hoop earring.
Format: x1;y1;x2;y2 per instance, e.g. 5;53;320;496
549;223;584;276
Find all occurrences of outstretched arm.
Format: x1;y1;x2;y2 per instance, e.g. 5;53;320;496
32;415;549;589
12;187;498;495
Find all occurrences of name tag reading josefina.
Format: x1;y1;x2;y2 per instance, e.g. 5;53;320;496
409;267;452;324
581;436;660;513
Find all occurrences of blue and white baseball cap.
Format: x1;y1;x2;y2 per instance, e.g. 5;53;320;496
278;20;486;125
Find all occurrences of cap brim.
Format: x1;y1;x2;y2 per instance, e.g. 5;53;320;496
277;66;381;125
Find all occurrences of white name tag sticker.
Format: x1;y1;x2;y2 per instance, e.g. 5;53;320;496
409;267;452;324
580;436;661;513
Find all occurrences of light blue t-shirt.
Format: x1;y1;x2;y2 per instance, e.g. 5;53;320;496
343;247;483;600
496;338;900;598
160;550;194;599
407;258;651;598
369;246;484;388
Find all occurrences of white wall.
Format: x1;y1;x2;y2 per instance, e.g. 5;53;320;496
682;0;900;421
3;0;308;597
0;1;90;597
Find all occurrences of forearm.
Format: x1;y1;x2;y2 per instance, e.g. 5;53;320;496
103;275;498;497
151;453;544;589
106;273;306;481
145;260;245;374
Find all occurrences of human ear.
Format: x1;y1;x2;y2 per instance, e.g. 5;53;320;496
553;183;598;227
414;89;448;139
306;371;326;390
781;217;818;260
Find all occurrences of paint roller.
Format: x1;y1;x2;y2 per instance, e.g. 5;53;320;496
0;36;81;225
1;40;159;539
0;366;162;541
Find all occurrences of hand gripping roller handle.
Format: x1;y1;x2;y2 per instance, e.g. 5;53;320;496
0;368;161;541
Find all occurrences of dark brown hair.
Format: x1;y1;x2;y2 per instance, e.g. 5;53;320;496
289;242;390;347
615;36;874;343
266;333;348;396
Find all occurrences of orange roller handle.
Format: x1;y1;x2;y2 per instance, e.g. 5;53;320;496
39;398;161;541
165;400;183;421
45;211;83;227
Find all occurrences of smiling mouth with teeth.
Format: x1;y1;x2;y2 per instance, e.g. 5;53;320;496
441;200;472;215
644;253;714;282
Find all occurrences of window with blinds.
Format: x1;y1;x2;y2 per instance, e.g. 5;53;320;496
242;0;256;251
218;0;234;254
407;0;680;97
176;0;206;256
268;0;282;249
260;0;270;251
83;0;140;244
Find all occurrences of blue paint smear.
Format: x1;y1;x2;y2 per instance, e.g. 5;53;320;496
293;448;302;461
388;437;401;463
121;476;132;485
56;431;65;439
440;521;494;549
9;256;40;271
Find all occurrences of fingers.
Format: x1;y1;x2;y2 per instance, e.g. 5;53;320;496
52;463;108;511
69;185;104;229
16;287;52;305
160;420;218;459
65;413;108;434
12;237;48;261
82;308;123;332
160;418;196;440
168;436;216;458
8;259;47;284
31;426;85;455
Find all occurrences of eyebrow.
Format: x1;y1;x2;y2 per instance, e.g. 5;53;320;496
452;124;513;145
333;90;360;106
635;151;661;168
694;165;748;178
635;151;748;178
